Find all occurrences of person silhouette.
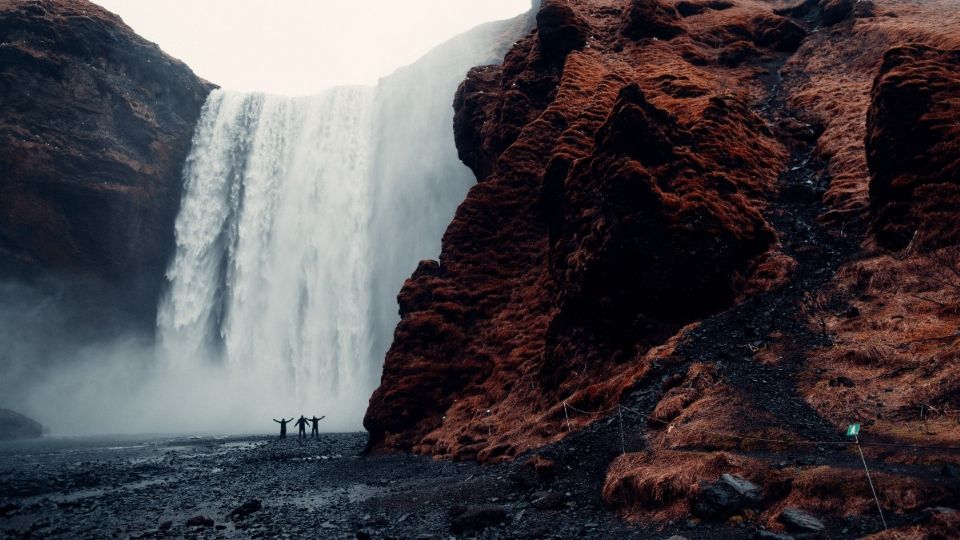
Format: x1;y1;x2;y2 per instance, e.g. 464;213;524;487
294;415;309;439
273;417;293;439
309;415;325;438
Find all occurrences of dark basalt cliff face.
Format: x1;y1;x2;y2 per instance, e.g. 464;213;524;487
0;0;212;318
367;0;960;534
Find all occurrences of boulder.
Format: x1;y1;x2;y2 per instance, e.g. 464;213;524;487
928;506;957;513
779;507;826;533
0;409;42;440
693;474;763;521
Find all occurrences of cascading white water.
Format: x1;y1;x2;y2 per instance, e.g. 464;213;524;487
158;87;376;418
156;14;534;432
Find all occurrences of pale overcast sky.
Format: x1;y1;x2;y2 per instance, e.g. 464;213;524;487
92;0;530;95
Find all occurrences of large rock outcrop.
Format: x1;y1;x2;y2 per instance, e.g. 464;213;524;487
0;0;212;318
365;0;792;461
366;2;960;533
866;44;960;249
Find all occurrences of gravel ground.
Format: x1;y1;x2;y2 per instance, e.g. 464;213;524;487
0;432;736;540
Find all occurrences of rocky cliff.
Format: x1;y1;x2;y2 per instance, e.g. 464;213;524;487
366;0;960;535
0;0;212;319
0;408;42;439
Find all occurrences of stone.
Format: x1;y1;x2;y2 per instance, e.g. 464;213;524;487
693;474;762;521
779;508;826;533
923;506;957;518
449;505;508;533
531;491;566;510
720;474;762;499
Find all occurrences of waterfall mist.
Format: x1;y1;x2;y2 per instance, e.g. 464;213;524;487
0;13;532;435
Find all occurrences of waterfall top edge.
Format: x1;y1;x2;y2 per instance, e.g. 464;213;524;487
210;84;377;100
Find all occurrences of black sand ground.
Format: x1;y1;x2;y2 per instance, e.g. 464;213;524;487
0;433;703;540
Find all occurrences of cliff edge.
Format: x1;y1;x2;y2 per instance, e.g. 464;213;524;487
0;0;212;319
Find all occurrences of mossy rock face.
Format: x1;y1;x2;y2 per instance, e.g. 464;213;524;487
0;408;42;440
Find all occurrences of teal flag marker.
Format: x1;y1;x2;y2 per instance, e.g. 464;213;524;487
846;423;861;437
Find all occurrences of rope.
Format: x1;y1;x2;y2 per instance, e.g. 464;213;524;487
563;401;621;416
558;401;960;451
618;403;848;447
855;434;888;530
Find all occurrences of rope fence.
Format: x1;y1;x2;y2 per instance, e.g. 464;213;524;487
557;398;960;532
463;394;954;530
560;400;960;452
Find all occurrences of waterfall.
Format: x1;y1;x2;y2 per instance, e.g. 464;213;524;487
158;87;376;414
156;15;533;431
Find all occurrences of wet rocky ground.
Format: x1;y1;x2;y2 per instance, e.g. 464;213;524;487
0;433;740;540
